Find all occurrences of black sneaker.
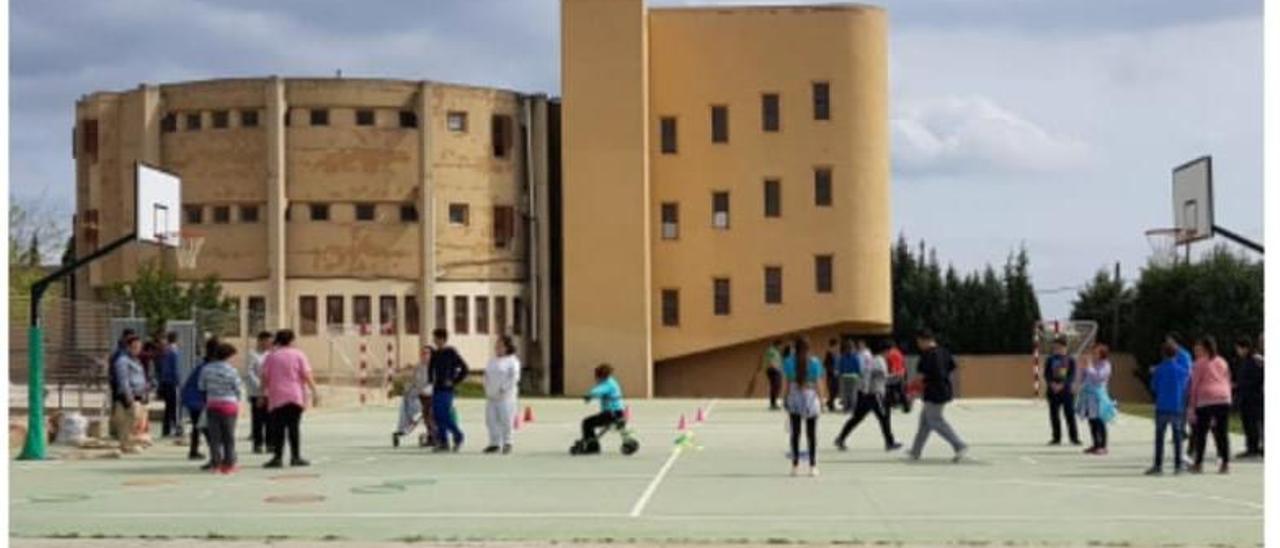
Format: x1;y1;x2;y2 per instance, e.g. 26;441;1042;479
188;452;206;461
290;458;310;467
199;462;216;471
263;459;283;469
834;439;848;452
483;446;500;454
1143;467;1163;476
451;442;463;453
886;442;903;451
392;433;402;448
1070;439;1083;446
432;446;450;453
1047;440;1062;446
501;444;512;454
252;446;264;455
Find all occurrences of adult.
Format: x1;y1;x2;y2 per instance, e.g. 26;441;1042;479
837;338;861;412
261;329;318;468
907;330;967;462
1146;341;1191;475
884;340;910;413
763;340;784;411
110;335;148;453
783;337;824;477
483;335;521;454
428;328;470;452
156;332;181;438
244;331;272;454
1232;337;1264;459
1077;343;1116;455
835;341;900;452
1187;336;1232;474
823;339;840;413
1043;336;1081;446
200;342;244;473
106;328;136;405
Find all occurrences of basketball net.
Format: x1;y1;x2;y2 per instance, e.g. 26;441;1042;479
175;230;205;270
1144;228;1187;268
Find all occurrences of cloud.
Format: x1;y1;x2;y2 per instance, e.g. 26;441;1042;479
892;96;1089;177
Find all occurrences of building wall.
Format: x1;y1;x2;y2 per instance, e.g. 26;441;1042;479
954;353;1150;403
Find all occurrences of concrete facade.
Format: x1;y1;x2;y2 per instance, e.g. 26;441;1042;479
562;0;891;396
73;78;555;386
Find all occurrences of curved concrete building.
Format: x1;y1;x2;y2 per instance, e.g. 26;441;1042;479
562;1;890;396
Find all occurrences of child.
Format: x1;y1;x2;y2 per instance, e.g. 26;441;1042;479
483;335;521;454
1077;343;1116;455
181;336;220;468
244;331;272;454
1146;341;1191;475
428;329;469;453
784;338;824;476
576;364;626;454
199;342;244;474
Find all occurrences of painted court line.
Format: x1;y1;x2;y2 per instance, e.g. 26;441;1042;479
629;399;717;518
15;511;1261;523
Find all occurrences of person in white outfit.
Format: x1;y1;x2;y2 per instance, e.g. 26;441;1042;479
483;335;521;454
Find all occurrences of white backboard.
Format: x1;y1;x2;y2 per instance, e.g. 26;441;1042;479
136;163;182;247
1171;156;1213;244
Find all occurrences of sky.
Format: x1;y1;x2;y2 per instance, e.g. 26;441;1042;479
9;0;1264;319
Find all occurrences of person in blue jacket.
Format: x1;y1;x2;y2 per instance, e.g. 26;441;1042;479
156;332;182;438
1146;340;1191;475
182;336;220;466
578;364;626;450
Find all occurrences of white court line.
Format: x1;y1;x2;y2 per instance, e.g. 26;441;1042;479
1002;478;1263;510
14;511;1261;522
1019;455;1039;465
628;399;717;518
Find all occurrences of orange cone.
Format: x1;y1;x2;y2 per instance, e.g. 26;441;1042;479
677;414;687;431
695;406;706;423
523;406;535;423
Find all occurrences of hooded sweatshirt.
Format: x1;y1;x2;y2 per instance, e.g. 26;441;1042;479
1187;355;1232;411
1150;356;1190;414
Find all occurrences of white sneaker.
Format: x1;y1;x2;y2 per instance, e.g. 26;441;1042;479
790;465;799;477
809;467;820;477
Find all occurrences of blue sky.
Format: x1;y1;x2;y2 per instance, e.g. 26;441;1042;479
9;0;1264;319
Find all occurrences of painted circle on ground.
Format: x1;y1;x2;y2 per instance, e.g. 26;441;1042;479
384;478;437;487
268;473;320;482
28;493;91;504
350;484;407;495
263;493;326;504
123;477;179;487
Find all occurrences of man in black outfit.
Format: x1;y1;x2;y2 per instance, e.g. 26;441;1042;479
427;329;470;452
1043;337;1081;445
1233;337;1264;459
763;340;784;410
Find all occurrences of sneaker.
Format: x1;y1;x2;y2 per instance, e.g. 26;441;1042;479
1218;462;1230;475
1070;439;1083;446
452;442;463;453
483;446;500;454
809;467;820;477
200;462;216;471
1186;464;1203;475
790;465;799;477
392;433;402;448
252;446;264;455
952;447;969;463
886;442;903;452
834;439;848;452
1094;448;1108;456
290;458;310;467
1046;440;1061;446
188;452;206;461
1144;467;1163;476
1083;447;1098;455
501;444;512;454
1234;451;1262;460
263;459;283;469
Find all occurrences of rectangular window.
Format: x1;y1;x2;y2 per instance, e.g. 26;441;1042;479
212;110;229;129
813;82;830;121
82;120;99;159
513;297;524;335
326;295;344;333
240;204;260;223
814;167;833;207
447;111;468;132
713;278;731;316
380;295;398;335
454;296;470;335
400;204;418;222
240;110;259;128
815;255;833;293
493;205;515;249
711;105;728;143
491;114;512;157
213;205;231;224
354;295;372;334
247;296;266;335
762;93;780;132
661;202;679;240
355;203;376;222
661;289;679;327
660;117;677;154
310;109;329;126
764;179;781;218
355;109;375;127
765;266;783;304
712;191;730;229
186;112;202;131
310;203;330;221
299;296;318;336
399;110;418;128
448;203;469;226
475;296;490;335
185;205;203;225
161;113;177;133
405;296;420;336
434;296;447;334
222;299;242;337
494;296;508;336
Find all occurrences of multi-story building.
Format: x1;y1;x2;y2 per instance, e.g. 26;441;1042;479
72;78;558;385
561;0;891;396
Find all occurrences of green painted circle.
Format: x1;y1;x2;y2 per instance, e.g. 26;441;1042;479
349;484;407;495
28;493;91;504
383;478;437;487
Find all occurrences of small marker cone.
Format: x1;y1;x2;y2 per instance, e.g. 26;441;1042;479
695;406;706;423
677;414;687;431
523;406;535;423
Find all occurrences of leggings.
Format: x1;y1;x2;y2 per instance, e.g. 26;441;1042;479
205;410;238;467
789;414;817;467
1191;404;1231;467
1088;418;1107;449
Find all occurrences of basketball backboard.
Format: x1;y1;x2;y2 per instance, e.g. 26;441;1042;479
135;163;181;247
1171;156;1213;244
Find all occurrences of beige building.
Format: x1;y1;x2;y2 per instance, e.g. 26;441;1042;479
561;0;891;397
72;78;558;386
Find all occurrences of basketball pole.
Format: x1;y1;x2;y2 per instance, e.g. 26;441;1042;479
1212;225;1265;255
19;232;136;461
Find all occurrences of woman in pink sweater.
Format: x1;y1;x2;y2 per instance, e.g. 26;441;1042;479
1187;336;1232;474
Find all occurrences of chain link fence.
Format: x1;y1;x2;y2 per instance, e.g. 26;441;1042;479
10;295;131;411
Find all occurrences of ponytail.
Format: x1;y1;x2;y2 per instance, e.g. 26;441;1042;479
793;337;810;385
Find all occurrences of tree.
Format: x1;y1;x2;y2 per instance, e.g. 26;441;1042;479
8;203;70;297
1069;268;1135;349
106;259;236;336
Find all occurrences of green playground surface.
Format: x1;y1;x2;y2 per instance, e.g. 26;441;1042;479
9;398;1264;546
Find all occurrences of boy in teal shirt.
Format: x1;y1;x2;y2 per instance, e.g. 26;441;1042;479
579;364;626;452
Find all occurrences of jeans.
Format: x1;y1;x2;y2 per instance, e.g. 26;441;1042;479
825;371;840;412
268;403;304;462
432;388;464;448
789;414;817;467
248;397;268;451
1047;389;1080;443
158;383;179;437
837;392;896;448
1239;394;1263;454
910;402;966;457
187;408;206;458
766;367;782;409
1190;404;1230;467
1152;411;1185;470
206;409;238;467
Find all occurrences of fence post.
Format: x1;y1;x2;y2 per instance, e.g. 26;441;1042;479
18;326;47;460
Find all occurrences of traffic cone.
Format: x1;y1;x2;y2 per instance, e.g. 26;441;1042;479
695;406;706;423
677;414;687;431
523;406;535;423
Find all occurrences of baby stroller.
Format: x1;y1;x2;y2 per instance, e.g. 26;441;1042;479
569;414;640;456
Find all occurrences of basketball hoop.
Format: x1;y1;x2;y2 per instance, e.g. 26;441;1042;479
174;229;205;270
1145;228;1188;268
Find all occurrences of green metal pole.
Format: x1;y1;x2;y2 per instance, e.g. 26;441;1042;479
18;326;47;460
